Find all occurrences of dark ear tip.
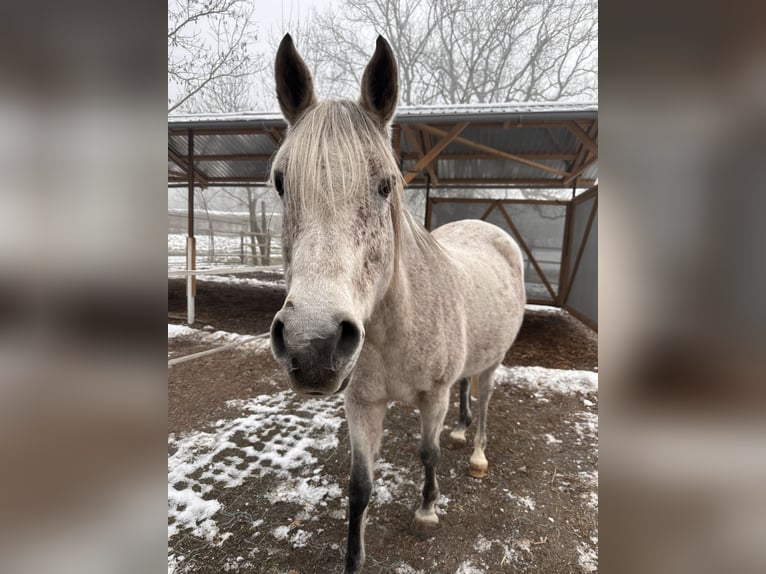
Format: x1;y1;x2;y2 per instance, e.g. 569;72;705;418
280;33;294;47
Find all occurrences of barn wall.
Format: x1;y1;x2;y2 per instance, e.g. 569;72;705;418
428;198;567;304
563;187;598;329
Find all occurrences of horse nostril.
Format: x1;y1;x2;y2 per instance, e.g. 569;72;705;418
271;318;287;358
336;320;362;361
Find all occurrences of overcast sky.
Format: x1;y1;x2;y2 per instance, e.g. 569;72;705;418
252;0;329;49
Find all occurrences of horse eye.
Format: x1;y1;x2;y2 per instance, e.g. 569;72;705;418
273;172;284;196
377;178;392;198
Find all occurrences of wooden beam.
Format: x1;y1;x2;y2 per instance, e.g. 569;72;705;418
403;122;468;184
563;156;598;186
479;201;499;220
401;152;577;161
266;128;282;147
400;125;436;183
405;178;596;187
430;197;570;206
564;121;598;185
418;130;440;185
193;153;274;162
402;122;468;185
566;121;598;156
168;147;209;187
418;123;570;178
497;204;557;300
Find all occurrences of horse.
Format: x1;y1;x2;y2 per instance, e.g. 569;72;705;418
269;34;526;573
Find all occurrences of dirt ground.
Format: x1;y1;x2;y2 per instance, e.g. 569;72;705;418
168;274;598;573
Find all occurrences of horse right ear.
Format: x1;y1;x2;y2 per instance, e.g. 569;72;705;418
275;34;317;125
360;36;398;127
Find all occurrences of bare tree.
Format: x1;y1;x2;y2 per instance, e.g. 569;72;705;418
168;0;260;113
190;70;277;264
280;0;597;105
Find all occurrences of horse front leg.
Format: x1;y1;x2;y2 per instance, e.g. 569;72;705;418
411;390;450;539
344;397;386;574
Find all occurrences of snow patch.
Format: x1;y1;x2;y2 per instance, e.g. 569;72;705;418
496;365;598;396
525;304;563;314
545;433;563;444
508;493;536;511
455;560;486;574
577;542;598;572
168;390;344;548
167;323;271;351
289;529;312;548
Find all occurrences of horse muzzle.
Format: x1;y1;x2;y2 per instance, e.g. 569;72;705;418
270;307;364;396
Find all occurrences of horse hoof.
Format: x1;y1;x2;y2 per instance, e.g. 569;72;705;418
447;428;467;449
468;461;488;478
411;510;439;539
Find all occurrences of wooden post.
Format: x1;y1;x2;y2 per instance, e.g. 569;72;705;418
261;200;268;265
240;232;244;264
186;129;196;325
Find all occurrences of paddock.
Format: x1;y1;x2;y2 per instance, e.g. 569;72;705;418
168;103;598;573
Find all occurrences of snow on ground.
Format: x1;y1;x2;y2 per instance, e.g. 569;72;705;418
197;273;285;290
168;390;345;543
496;365;598;397
168;333;598;572
168;323;272;350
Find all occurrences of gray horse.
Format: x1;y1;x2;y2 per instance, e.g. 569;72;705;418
269;34;525;574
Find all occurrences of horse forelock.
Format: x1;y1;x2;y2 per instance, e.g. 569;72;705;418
273;99;404;290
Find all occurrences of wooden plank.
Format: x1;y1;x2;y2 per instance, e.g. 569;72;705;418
403;122;469;184
497;204;557;300
418;124;571;178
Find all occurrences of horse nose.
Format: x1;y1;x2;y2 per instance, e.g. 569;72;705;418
270;309;363;391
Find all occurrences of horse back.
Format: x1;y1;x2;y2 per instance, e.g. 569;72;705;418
432;219;526;373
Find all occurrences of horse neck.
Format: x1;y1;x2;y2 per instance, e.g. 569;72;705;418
373;208;448;326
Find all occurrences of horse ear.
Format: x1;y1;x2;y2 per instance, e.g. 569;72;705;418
275;34;317;125
360;36;399;127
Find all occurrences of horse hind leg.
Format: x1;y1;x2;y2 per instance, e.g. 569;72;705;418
411;390;450;539
468;365;498;479
447;377;473;449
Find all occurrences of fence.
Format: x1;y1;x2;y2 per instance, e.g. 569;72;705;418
168;210;282;269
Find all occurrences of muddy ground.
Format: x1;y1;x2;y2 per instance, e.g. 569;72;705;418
168;274;598;573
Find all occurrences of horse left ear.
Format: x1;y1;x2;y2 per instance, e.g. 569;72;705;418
360;36;399;127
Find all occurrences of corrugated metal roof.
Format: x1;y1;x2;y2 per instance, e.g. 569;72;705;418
168;102;597;188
